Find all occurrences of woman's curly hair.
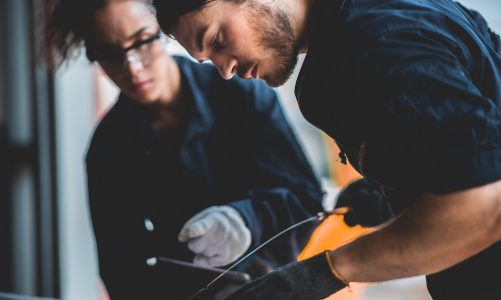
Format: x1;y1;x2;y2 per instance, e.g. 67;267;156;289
41;0;152;70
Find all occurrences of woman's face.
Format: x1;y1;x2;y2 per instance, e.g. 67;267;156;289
87;1;170;104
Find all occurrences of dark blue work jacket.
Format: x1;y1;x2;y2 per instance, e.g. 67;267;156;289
87;56;323;299
297;0;501;298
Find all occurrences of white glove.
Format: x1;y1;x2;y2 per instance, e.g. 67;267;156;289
178;206;252;267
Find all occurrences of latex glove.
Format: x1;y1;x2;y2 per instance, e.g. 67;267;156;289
226;252;346;300
178;205;251;267
336;178;393;227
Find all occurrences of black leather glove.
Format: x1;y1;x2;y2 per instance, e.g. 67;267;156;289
336;178;393;227
226;252;346;300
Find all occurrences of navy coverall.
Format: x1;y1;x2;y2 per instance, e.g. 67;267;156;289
86;56;323;299
299;0;501;298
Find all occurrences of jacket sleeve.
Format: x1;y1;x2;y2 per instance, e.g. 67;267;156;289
226;82;324;264
86;147;168;299
358;27;501;195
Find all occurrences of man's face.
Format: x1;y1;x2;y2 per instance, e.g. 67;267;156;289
170;0;298;87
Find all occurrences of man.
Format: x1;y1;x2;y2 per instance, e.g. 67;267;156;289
152;0;501;299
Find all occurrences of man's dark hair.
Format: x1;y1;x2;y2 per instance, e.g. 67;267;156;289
153;0;208;34
153;0;246;34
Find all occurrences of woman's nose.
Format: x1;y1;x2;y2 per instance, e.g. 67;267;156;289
124;54;144;74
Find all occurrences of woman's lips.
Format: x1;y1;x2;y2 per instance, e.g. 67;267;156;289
131;79;153;92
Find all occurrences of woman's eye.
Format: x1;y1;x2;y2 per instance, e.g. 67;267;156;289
137;41;149;51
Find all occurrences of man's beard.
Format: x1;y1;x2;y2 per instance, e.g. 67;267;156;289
249;3;299;87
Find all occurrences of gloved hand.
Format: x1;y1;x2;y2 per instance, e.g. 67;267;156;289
226;251;346;300
336;178;393;227
178;205;251;267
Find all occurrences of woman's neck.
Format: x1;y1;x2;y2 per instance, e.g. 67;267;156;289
150;56;187;131
157;55;182;108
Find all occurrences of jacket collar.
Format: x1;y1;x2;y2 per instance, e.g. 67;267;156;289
116;56;215;143
174;56;215;142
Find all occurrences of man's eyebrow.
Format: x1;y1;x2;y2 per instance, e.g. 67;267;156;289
196;25;209;53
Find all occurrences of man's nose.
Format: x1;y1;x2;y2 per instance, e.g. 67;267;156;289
211;54;237;80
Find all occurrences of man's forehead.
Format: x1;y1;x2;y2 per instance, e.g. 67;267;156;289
168;11;205;54
173;10;206;39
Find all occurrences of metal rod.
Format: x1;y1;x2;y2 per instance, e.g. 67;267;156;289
188;207;350;299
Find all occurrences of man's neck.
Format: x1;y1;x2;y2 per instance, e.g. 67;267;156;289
285;0;315;53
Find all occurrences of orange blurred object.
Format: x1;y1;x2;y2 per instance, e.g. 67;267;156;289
300;133;371;261
298;215;374;300
298;215;373;261
299;135;374;299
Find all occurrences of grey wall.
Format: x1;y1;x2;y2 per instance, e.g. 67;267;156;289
54;56;100;300
459;0;501;31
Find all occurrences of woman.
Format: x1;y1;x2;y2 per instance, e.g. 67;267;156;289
43;0;324;298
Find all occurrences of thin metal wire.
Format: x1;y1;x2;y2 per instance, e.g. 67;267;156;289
188;208;350;299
